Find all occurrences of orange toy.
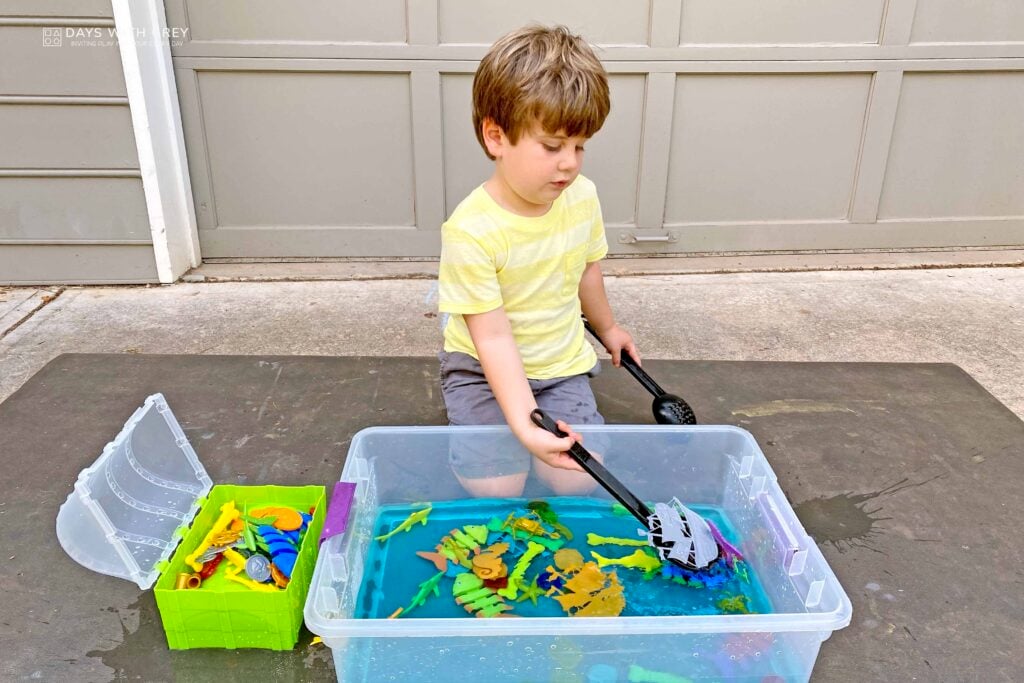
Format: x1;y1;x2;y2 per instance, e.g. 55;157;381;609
250;506;303;531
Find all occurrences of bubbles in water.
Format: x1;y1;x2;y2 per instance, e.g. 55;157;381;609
507;641;514;647
549;644;557;650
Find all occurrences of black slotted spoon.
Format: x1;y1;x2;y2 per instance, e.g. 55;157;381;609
583;319;697;425
530;408;719;571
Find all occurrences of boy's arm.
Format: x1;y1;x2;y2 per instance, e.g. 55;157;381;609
464;307;583;471
579;260;639;367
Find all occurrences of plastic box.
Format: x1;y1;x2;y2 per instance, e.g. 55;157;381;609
304;426;851;682
56;394;325;650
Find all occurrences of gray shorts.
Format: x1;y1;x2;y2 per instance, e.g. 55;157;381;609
439;351;604;479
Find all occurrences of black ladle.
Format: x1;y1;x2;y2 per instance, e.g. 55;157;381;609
530;408;706;571
583;319;697;425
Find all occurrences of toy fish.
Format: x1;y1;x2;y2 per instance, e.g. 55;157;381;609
586;532;650;547
374;506;432;542
591;548;663;574
417;524;489;571
452;573;512;617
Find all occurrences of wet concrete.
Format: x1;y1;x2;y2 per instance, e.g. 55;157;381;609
1;354;1022;681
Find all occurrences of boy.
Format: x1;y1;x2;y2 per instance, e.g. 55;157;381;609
438;25;639;497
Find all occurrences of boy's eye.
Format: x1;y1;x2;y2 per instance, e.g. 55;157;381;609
543;144;560;152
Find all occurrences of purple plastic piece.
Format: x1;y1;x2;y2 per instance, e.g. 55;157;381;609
707;519;744;566
319;481;357;545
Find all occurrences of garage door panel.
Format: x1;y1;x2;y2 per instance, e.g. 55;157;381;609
440;74;491;221
195;70;415;230
665;73;872;223
171;0;407;44
0;103;137;169
0;177;149;242
0;0;111;17
0;25;125;96
911;0;1024;44
578;75;645;226
167;5;1024;258
438;0;652;47
680;0;886;45
878;72;1024;220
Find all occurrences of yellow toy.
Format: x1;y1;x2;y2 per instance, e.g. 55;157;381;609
185;501;240;572
221;547;278;592
498;541;545;600
591;548;663;574
586;533;649;547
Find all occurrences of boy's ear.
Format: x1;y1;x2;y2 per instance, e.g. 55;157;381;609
481;118;506;159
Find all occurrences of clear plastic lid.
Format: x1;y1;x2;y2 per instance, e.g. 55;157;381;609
56;393;213;589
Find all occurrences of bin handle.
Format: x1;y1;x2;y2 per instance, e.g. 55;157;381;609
319;481;357;545
757;491;807;574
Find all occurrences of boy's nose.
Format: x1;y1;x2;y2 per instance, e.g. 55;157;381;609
558;150;579;172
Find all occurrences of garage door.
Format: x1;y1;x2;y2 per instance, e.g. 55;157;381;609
166;0;1024;259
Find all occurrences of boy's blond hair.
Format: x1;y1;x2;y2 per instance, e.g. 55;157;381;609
472;25;610;160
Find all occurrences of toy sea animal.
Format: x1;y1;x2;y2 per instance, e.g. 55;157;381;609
452;573;513;617
526;500;573;540
405;570;446;613
587;533;649;547
591;548;662;574
472;542;510;580
417;524;488;572
553;548;585;572
707;520;744;567
389;569;446;618
374;506;432;542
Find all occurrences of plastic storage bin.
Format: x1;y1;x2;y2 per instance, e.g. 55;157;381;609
304;426;851;683
57;393;326;650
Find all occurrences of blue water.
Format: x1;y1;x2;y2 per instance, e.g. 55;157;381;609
356;497;772;620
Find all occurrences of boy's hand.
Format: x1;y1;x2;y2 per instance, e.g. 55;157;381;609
519;419;585;471
596;323;640;368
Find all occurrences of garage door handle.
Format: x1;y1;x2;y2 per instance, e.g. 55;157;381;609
619;232;678;244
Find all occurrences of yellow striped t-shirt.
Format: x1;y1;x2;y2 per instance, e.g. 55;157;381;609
438;175;608;379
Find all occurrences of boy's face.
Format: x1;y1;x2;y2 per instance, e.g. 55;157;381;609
485;120;588;213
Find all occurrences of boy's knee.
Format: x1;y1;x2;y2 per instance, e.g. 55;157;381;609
534;459;600;496
456;472;527;499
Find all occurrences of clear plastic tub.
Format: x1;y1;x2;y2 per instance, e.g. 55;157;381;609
304;425;852;682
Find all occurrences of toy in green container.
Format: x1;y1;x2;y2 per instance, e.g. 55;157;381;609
154;484;326;650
